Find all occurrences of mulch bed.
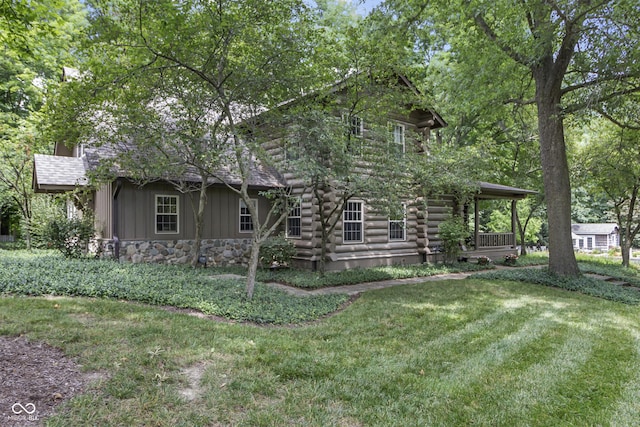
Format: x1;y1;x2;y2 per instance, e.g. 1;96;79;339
0;336;91;426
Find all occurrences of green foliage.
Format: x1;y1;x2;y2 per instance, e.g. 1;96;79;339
28;195;66;249
45;215;95;258
258;234;297;267
438;216;470;263
0;250;347;324
5;261;640;425
472;268;640;305
254;262;490;289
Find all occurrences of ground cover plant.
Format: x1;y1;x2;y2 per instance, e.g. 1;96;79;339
3;275;640;425
230;261;494;289
472;253;640;305
0;250;347;324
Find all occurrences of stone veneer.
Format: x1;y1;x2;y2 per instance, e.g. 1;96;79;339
98;239;252;266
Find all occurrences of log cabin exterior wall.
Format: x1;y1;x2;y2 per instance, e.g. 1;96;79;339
265;106;447;271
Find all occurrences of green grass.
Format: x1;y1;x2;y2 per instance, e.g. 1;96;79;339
0;250;347;324
3;276;640;426
472;253;640;305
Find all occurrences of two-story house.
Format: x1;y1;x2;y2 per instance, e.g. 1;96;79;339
33;75;534;270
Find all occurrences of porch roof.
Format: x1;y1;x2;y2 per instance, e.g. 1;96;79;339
477;181;537;200
32;154;88;193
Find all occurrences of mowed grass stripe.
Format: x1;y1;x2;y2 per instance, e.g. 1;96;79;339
608;330;640;426
473;326;596;425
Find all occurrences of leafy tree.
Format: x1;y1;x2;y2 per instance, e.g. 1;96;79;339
285;85;410;274
283;5;428;274
407;140;489;259
53;0;327;298
0;0;86;248
388;0;640;276
581;121;640;267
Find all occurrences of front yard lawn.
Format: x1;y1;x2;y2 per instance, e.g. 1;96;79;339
2;273;640;426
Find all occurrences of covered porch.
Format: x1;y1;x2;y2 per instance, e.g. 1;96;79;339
463;182;537;261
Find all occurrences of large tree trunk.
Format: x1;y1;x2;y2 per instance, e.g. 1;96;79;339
535;72;580;276
621;238;631;268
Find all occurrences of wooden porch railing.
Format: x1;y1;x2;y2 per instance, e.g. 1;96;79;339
477;232;515;248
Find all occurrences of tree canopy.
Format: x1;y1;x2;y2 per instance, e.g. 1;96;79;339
384;0;640;275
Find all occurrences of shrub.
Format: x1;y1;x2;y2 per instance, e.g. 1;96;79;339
438;217;470;264
45;216;95;258
259;234;297;268
504;253;519;265
476;256;492;265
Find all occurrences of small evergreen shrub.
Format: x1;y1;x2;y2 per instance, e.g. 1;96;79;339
259;234;297;268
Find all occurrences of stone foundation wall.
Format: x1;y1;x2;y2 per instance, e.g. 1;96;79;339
98;238;252;266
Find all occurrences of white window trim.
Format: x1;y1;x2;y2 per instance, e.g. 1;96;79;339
75;143;85;157
239;198;258;233
388;121;406;155
286;197;302;239
343;200;364;244
342;113;364;156
389;204;407;242
343;113;364;138
155;194;179;235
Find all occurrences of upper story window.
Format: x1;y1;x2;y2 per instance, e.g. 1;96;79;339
74;144;85;157
156;195;179;234
348;115;363;138
239;199;257;233
388;122;405;157
343;200;364;243
389;204;407;241
286;198;302;238
343;114;363;155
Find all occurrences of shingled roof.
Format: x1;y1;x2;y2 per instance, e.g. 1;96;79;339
32;154;88;193
572;223;619;235
34;143;285;192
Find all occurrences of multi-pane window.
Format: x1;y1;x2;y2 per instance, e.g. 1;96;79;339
343;200;363;243
287;198;302;238
388;122;405;157
348;115;363;138
343;114;363;155
389;204;406;241
239;199;257;233
156;195;179;234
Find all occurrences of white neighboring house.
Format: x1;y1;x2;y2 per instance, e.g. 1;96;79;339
571;223;620;251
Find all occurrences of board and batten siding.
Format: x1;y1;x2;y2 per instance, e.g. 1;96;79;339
93;182;113;239
114;181;271;241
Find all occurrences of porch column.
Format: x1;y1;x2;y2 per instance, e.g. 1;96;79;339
475;197;480;249
511;199;517;247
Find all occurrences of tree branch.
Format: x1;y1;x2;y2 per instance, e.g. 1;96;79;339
595;108;640;131
472;11;531;67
